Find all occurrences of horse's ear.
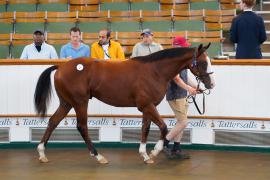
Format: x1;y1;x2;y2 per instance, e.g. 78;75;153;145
204;43;211;50
198;44;203;51
197;43;211;56
197;44;204;57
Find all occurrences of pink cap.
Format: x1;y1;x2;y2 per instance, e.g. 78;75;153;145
173;36;191;47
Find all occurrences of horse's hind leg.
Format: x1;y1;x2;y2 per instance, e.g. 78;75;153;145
74;104;108;164
37;102;71;163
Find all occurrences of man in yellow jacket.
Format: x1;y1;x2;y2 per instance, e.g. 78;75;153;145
91;29;125;60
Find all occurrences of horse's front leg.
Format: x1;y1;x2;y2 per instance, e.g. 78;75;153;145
140;104;167;163
150;140;164;159
139;116;153;164
145;105;167;159
74;104;108;164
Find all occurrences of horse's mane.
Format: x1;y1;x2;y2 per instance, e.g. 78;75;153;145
131;47;194;63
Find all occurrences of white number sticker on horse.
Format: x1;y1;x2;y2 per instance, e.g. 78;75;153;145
76;64;84;71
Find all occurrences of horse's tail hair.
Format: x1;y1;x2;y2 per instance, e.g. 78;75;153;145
34;65;58;117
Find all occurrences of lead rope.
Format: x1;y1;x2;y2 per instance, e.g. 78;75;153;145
187;77;210;115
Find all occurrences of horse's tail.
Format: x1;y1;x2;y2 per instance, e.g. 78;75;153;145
34;65;58;117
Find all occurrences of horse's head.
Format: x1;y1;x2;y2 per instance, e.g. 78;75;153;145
188;43;215;89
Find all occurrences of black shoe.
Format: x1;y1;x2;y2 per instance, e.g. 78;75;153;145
172;150;191;159
163;146;172;156
163;147;178;159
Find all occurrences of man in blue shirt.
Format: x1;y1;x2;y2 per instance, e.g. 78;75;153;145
60;27;90;59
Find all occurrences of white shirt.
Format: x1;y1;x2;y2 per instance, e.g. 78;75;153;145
131;42;163;57
244;8;252;12
102;44;110;60
20;42;58;59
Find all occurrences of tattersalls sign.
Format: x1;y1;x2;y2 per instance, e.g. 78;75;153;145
0;117;189;128
216;120;257;129
0;117;267;131
118;118;208;128
22;118;49;126
211;119;263;130
14;117;113;127
0;118;12;126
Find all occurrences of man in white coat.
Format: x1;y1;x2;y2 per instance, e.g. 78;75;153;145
20;29;58;59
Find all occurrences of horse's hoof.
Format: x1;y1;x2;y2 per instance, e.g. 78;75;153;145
98;157;109;164
144;158;154;164
149;153;155;159
39;156;49;163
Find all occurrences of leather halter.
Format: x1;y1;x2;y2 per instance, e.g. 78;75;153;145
192;49;214;79
188;49;213;115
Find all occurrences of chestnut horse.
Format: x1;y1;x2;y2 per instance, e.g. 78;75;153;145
34;43;215;164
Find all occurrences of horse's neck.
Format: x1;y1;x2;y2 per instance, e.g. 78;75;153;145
155;52;193;81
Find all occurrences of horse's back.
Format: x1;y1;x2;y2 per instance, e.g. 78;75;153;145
54;58;167;107
54;58;139;106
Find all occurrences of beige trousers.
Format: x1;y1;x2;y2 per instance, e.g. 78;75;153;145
166;98;189;142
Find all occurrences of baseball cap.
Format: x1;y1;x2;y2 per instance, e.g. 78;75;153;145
33;29;44;35
173;36;191;47
141;28;153;36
